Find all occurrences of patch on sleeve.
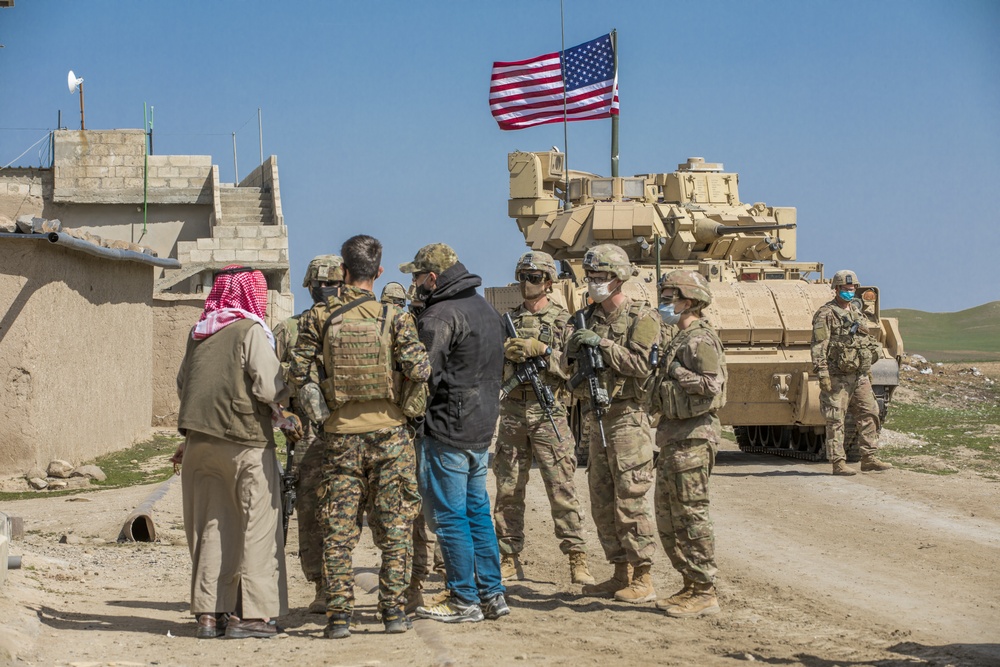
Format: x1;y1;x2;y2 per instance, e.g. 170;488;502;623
813;322;829;342
630;312;660;349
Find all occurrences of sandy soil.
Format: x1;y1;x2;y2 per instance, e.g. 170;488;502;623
2;430;998;667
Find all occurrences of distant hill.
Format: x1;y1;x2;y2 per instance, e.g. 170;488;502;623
883;301;1000;362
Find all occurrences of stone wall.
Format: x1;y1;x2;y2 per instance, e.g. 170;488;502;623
0;240;154;473
0;168;49;221
52;130;212;205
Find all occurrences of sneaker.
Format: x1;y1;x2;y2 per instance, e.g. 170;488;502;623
481;593;510;620
415;599;484;624
382;607;411;634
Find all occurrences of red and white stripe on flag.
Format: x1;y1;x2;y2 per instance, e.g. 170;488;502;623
489;34;619;131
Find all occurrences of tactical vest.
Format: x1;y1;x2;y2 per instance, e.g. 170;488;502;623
656;320;728;421
319;299;396;411
578;300;654;403
504;304;568;394
825;303;875;375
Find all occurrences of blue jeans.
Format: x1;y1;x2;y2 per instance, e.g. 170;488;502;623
417;435;504;605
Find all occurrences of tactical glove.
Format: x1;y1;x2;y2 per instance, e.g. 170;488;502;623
569;329;602;353
668;360;683;379
505;337;549;363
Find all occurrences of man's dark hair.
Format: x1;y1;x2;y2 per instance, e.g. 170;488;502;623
341;235;382;282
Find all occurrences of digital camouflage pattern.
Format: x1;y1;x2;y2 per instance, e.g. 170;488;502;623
564;298;660;568
811;298;882;463
285;286;430;404
653;317;726;586
494;301;586;557
317;425;420;614
273;313;325;583
398;243;459;275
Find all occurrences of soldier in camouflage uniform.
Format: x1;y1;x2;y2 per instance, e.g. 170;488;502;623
380;281;407;307
273;254;344;614
288;235;430;639
561;244;660;604
812;270;893;476
494;251;595;586
651;270;726;618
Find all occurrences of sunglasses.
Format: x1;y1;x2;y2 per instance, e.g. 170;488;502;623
517;272;546;285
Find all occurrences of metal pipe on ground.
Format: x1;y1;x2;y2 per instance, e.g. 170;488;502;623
118;475;178;542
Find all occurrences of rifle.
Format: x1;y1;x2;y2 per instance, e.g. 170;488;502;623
567;310;610;448
500;312;563;441
280;438;296;543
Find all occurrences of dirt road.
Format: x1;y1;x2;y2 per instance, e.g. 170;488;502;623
1;435;998;667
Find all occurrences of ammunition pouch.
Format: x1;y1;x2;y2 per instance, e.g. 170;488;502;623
658;380;724;421
394;371;428;419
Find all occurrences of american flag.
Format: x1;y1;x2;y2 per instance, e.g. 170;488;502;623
490;33;619;131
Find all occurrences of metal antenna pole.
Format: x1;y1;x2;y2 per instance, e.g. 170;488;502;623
258;107;263;169
560;0;570;211
78;82;86;130
232;132;239;185
610;29;618;177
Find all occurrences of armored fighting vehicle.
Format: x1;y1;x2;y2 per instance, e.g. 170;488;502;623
487;150;903;461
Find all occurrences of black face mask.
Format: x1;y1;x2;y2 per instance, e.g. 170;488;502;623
311;283;341;304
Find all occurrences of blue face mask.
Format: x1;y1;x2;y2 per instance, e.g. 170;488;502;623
658;303;679;325
838;290;855;302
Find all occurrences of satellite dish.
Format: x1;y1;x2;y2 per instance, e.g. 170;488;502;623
68;70;84;93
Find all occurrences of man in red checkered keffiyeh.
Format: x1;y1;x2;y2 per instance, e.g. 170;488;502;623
192;265;275;348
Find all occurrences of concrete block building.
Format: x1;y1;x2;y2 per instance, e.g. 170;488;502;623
0;129;294;470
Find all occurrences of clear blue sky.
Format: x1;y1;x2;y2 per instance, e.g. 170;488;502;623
2;1;998;312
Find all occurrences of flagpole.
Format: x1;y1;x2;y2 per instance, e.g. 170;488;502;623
610;28;619;177
560;0;571;211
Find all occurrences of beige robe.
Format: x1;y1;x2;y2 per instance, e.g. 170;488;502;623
178;322;290;618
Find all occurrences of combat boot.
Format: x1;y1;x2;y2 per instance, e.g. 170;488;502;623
655;577;695;610
323;612;352;639
403;579;424;615
665;582;720;618
582;562;631;598
308;581;326;614
832;459;857;476
500;553;520;581
860;455;893;472
569;552;596;586
614;564;656;604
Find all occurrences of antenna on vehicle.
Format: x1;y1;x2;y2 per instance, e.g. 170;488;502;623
67;70;85;130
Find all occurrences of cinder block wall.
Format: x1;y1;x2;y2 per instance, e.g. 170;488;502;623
52;130;212;205
0;241;154;472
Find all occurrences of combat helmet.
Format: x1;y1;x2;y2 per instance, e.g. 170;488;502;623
302;254;344;288
514;250;559;282
380;281;407;306
660;270;712;305
582;244;634;282
831;270;859;289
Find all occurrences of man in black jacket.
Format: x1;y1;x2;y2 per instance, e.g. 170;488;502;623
399;243;508;623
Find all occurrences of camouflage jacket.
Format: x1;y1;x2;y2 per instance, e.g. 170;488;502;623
811;299;879;376
560;297;660;404
286;285;431;410
655;318;727;442
505;300;571;393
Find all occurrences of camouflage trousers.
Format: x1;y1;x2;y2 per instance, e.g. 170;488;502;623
821;373;880;462
654;434;718;585
586;400;656;567
293;426;324;583
492;400;586;556
317;425;420;614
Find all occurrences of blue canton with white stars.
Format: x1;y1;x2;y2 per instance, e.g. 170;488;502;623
561;34;615;91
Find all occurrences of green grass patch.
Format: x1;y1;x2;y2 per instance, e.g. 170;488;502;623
0;433;182;501
883;395;1000;477
884;301;1000;362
